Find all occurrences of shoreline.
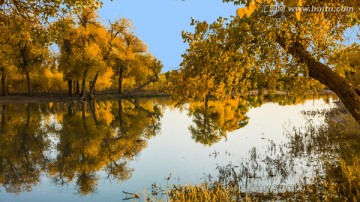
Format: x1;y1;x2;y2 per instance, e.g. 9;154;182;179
0;91;170;104
0;90;336;104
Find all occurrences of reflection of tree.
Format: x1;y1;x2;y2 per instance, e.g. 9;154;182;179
247;93;336;108
0;99;163;195
0;104;49;193
186;93;335;146
48;99;162;195
112;98;162;139
188;99;249;146
48;101;108;194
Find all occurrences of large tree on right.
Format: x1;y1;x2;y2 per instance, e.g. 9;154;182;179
173;0;360;124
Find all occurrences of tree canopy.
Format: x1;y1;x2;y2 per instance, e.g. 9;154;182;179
169;0;360;124
0;3;163;97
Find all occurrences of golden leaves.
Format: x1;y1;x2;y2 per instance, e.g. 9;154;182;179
237;1;260;18
298;0;304;7
295;11;301;21
244;5;254;16
237;8;246;18
236;0;307;21
295;0;305;21
284;0;298;7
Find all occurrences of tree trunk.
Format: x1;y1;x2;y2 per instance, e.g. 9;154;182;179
88;72;99;98
132;78;156;92
80;69;88;99
81;78;86;98
25;71;32;96
1;71;7;96
68;80;73;96
277;37;360;124
20;45;31;95
119;65;123;94
75;81;80;95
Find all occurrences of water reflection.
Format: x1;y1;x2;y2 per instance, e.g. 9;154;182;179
0;104;48;193
0;94;342;200
186;94;335;146
188;99;249;146
167;106;360;201
208;107;359;197
0;99;163;195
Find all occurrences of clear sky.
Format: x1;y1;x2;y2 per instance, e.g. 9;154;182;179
99;0;237;72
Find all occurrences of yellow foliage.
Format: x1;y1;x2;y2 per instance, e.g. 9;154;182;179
295;11;301;21
284;0;298;7
84;141;101;157
56;114;63;123
95;101;114;124
188;98;249;145
96;68;114;90
44;68;53;80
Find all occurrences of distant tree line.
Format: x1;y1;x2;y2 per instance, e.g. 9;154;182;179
0;2;163;98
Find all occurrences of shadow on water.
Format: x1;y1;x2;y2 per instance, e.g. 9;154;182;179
0;98;163;195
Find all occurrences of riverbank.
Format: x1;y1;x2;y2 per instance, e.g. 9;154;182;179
0;91;170;104
248;89;335;96
0;90;335;104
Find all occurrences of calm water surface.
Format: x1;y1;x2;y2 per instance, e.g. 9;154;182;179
0;97;337;201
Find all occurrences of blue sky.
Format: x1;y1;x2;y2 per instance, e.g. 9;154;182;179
99;0;237;72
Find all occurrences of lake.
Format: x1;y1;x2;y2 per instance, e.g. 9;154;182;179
0;94;350;201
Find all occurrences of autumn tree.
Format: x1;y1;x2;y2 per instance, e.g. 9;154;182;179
55;10;163;98
0;0;102;21
75;9;109;98
2;15;66;95
2;16;50;95
330;44;360;90
54;8;110;98
106;18;163;93
0;0;108;96
52;17;79;96
0;21;16;96
174;0;360;124
108;19;144;94
129;54;163;92
1;1;163;96
106;18;135;94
